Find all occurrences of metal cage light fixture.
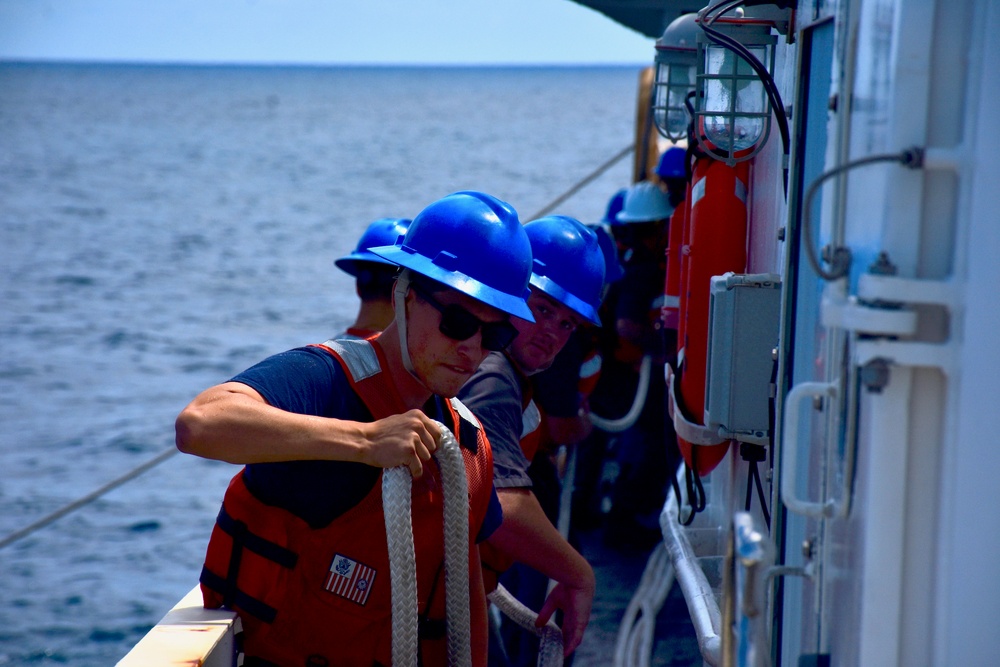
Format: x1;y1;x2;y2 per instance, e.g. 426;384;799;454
694;15;777;165
652;13;700;142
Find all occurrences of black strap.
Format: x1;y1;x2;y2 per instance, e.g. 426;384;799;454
216;505;299;569
199;566;279;624
199;504;299;624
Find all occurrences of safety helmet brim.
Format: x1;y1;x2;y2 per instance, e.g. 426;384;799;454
334;217;411;277
529;275;602;326
369;245;536;322
334;253;395;277
614;209;675;223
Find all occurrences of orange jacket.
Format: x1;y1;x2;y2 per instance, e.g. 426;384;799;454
200;338;493;666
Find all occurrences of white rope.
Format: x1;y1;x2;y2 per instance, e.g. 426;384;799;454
435;421;473;667
487;584;564;667
383;465;419;667
589;355;653;433
613;542;675;667
383;420;472;667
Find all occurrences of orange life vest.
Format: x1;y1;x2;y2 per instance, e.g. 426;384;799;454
199;338;493;667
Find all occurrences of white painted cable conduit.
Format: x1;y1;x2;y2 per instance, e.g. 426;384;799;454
383;420;472;667
589;355;652;433
659;481;722;666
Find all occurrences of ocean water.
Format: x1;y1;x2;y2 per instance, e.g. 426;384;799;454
0;62;642;665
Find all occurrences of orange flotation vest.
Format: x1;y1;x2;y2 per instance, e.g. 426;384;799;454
674;158;749;476
199;338;493;667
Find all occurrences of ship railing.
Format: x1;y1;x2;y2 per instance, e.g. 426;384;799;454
115;585;238;667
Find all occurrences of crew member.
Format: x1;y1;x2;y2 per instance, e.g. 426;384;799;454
459;215;606;662
176;191;536;667
607;181;675;548
333;216;411;339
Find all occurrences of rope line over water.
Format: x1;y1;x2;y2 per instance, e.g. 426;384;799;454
0;448;178;550
1;141;637;552
527;144;634;221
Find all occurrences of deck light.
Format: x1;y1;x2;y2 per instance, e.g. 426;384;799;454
694;15;777;164
652;13;700;142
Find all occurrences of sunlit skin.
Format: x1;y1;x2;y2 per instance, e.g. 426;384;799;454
381;284;512;401
175;282;511;480
507;288;582;375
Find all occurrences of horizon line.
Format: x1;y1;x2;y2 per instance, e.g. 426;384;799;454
0;56;650;69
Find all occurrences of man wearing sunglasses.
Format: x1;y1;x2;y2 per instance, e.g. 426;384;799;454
458;215;607;662
176;191;535;667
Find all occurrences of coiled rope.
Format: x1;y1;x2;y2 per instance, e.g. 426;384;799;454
488;584;564;667
613;542;674;667
589;355;653;433
382;419;472;667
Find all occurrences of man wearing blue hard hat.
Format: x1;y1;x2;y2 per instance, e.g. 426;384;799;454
333;216;411;339
176;191;535;667
459;215;605;662
655;145;689;211
605;181;675;549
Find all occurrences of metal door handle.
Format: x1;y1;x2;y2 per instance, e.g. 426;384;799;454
780;381;838;518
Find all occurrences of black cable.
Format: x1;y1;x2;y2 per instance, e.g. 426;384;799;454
696;1;791;194
702;0;746;24
741;442;771;529
801;147;924;281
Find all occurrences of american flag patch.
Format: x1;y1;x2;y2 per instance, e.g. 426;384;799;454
324;553;377;606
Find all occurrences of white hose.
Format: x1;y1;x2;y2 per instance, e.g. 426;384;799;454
613;542;675;667
589;355;652;433
487;584;564;667
383;420;472;667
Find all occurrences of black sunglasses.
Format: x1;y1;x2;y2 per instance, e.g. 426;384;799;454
411;283;519;351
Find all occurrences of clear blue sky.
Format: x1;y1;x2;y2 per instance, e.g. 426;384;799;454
0;0;655;65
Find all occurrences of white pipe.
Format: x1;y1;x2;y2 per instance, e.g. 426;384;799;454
590;355;652;433
659;484;722;666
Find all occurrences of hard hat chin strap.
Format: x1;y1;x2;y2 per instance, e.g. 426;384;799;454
393;269;421;382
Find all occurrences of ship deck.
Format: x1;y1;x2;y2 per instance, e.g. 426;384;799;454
572;525;702;666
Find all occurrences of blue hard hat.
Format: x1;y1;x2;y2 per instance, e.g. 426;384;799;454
369;191;534;321
603;188;628;226
588;223;624;285
335;217;411;277
524;216;605;326
616;181;674;224
656;147;687;180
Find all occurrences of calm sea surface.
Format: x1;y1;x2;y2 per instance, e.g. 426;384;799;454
0;62;643;665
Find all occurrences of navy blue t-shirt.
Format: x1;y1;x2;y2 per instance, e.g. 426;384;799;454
457;351;533;489
231;345;501;540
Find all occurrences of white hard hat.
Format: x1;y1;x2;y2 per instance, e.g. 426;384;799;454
615;181;674;224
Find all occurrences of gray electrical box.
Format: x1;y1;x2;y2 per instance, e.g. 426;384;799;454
703;273;782;445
